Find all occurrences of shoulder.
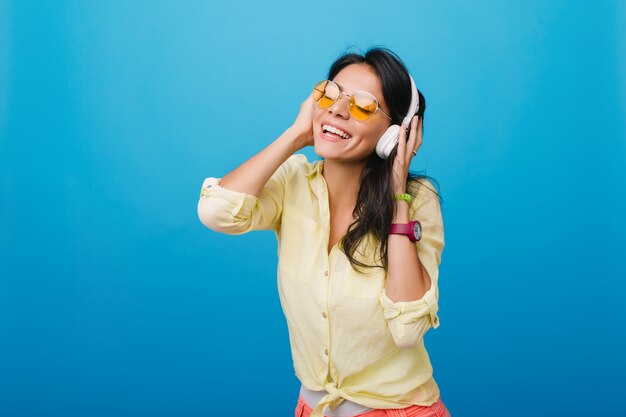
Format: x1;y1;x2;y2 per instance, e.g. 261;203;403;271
285;153;309;168
406;177;443;219
280;153;319;178
407;177;440;200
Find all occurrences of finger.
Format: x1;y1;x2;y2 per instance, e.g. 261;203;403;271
411;117;423;158
406;116;418;164
397;121;406;158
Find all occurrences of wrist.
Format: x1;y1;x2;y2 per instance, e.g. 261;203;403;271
278;127;308;153
285;126;312;151
392;183;408;195
392;201;410;222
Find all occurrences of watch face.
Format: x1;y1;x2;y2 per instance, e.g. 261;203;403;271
413;221;422;241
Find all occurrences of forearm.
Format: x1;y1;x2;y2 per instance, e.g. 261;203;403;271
219;127;308;197
385;200;431;302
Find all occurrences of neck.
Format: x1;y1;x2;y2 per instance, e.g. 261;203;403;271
321;159;364;210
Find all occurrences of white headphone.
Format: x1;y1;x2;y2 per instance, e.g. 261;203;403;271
375;74;420;159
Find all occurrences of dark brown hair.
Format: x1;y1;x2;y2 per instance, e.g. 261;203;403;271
328;46;443;273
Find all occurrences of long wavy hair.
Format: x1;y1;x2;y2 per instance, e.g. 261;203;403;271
326;46;443;273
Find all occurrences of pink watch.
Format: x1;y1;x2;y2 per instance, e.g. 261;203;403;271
389;220;422;242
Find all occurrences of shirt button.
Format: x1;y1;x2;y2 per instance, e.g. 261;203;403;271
324;348;329;356
324;270;329;277
322;312;327;318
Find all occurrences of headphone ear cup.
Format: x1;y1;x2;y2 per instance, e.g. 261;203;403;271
375;124;400;159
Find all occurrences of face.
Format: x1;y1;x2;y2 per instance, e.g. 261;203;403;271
312;63;392;163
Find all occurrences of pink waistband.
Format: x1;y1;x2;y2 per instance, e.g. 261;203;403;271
295;394;451;417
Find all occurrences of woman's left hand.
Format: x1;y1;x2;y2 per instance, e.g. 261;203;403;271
391;115;422;195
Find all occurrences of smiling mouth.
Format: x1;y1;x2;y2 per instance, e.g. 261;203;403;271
321;124;352;140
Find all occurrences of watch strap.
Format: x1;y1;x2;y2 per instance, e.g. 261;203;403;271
389;220;420;242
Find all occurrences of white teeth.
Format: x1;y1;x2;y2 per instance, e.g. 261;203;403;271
322;124;351;139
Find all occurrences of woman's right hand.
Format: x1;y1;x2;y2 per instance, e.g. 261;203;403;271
289;92;316;149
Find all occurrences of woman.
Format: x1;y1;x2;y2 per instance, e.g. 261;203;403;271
198;47;450;417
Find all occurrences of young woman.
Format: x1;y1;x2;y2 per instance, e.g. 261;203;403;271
198;47;450;417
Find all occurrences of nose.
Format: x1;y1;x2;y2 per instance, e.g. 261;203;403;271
327;94;350;119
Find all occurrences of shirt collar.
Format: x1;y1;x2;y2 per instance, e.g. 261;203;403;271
305;159;324;178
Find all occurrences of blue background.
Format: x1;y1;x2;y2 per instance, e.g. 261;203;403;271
1;1;625;416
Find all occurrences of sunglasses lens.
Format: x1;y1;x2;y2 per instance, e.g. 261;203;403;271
350;91;378;121
313;80;338;108
312;81;382;121
313;80;327;102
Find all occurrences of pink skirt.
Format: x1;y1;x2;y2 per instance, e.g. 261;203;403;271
295;394;452;417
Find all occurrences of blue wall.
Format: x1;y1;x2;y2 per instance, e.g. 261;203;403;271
1;1;625;416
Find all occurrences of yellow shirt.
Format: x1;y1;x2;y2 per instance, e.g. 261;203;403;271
197;154;446;417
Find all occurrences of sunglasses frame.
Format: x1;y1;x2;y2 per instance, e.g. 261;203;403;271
313;79;392;121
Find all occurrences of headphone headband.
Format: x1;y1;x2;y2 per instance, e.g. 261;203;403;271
403;74;420;126
374;72;422;160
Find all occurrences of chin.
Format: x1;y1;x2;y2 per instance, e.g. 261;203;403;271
313;143;332;159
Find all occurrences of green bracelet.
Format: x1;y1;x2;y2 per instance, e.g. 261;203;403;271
393;193;412;204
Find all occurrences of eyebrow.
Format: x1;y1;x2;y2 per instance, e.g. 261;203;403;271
330;80;389;111
346;81;390;114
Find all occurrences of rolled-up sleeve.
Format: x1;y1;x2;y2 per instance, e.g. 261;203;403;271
197;155;296;234
380;179;445;348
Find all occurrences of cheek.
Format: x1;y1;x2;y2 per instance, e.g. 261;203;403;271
312;110;323;130
360;124;388;145
312;107;324;121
